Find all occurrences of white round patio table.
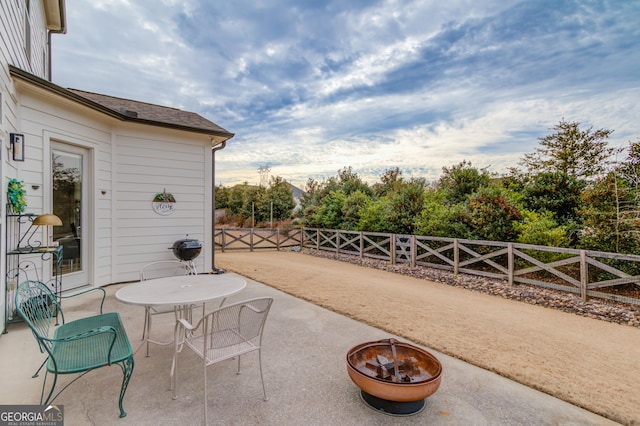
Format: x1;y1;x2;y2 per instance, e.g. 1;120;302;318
116;273;247;387
115;273;247;307
115;273;247;358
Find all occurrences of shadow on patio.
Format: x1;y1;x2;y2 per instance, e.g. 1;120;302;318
0;274;615;425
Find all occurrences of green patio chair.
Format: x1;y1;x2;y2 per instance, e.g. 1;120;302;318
15;280;135;418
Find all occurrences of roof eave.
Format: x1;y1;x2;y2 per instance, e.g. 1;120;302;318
44;0;67;33
9;65;234;141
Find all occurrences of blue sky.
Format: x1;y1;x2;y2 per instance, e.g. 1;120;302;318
52;0;640;188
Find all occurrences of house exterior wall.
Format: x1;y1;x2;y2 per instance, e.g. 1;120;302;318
0;0;50;80
1;1;219;334
13;84;214;287
1;0;54;332
1;0;51;174
112;125;212;282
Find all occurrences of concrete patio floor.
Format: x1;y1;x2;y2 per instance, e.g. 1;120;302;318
0;273;617;425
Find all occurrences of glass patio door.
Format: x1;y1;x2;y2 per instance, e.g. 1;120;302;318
52;143;90;289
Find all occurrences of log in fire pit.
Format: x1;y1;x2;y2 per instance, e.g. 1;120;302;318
346;338;442;416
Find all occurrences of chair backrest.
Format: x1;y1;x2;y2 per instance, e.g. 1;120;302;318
15;281;63;353
201;297;273;352
140;260;193;281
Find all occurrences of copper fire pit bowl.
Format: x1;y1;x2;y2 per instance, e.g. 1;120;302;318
346;338;442;415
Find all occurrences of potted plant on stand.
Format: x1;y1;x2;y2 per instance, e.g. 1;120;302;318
7;178;27;213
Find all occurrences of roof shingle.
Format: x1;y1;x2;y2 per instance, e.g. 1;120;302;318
69;89;232;136
9;65;233;140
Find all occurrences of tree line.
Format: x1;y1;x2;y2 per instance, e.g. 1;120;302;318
216;119;640;256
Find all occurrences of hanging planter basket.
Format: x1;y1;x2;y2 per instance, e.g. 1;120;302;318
152;188;176;216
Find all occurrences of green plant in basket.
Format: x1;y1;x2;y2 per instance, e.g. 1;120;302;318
7;178;27;213
154;188;176;203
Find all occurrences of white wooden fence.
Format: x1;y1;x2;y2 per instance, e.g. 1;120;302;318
214;227;640;306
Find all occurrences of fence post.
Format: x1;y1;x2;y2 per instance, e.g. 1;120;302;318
276;228;280;251
508;243;514;285
221;229;226;252
360;231;364;261
316;229;320;251
453;239;459;275
390;234;396;265
336;230;340;254
411;235;416;268
250;228;254;252
580;250;588;301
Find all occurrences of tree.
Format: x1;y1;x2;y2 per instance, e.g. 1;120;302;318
520;119;614;180
357;198;391;232
467;186;522;242
373;167;403;197
514;210;571;263
580;173;639;255
300;178;321;208
515;210;570;248
257;176;295;224
300;168;372;227
215;185;230;209
337;166;372;196
341;190;372;230
521;172;585;226
226;183;265;226
309;190;346;229
438;160;492;204
616;140;640;190
414;188;472;238
386;178;426;234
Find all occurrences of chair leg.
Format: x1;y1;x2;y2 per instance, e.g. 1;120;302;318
203;361;208;425
259;348;268;401
117;356;135;418
170;320;183;393
41;370;57;406
32;358;47;378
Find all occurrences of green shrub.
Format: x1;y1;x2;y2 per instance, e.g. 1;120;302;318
414;189;471;238
468;186;522;241
515;210;570;247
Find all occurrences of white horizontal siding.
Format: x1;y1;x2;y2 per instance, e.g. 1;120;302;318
2;1;57;332
0;1;49;79
113;130;211;282
3;6;216;298
9;83;215;286
1;1;28;75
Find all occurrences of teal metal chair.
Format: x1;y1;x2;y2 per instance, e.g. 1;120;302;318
15;280;134;418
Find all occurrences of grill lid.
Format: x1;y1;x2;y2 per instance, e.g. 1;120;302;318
170;236;202;261
172;239;202;250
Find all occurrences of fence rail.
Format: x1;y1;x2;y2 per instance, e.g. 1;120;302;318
215;227;640;306
215;228;302;252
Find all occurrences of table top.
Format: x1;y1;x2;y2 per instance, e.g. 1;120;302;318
115;274;247;306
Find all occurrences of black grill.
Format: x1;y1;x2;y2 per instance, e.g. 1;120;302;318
170;237;202;261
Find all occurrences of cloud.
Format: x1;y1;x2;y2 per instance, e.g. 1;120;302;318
53;0;640;188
